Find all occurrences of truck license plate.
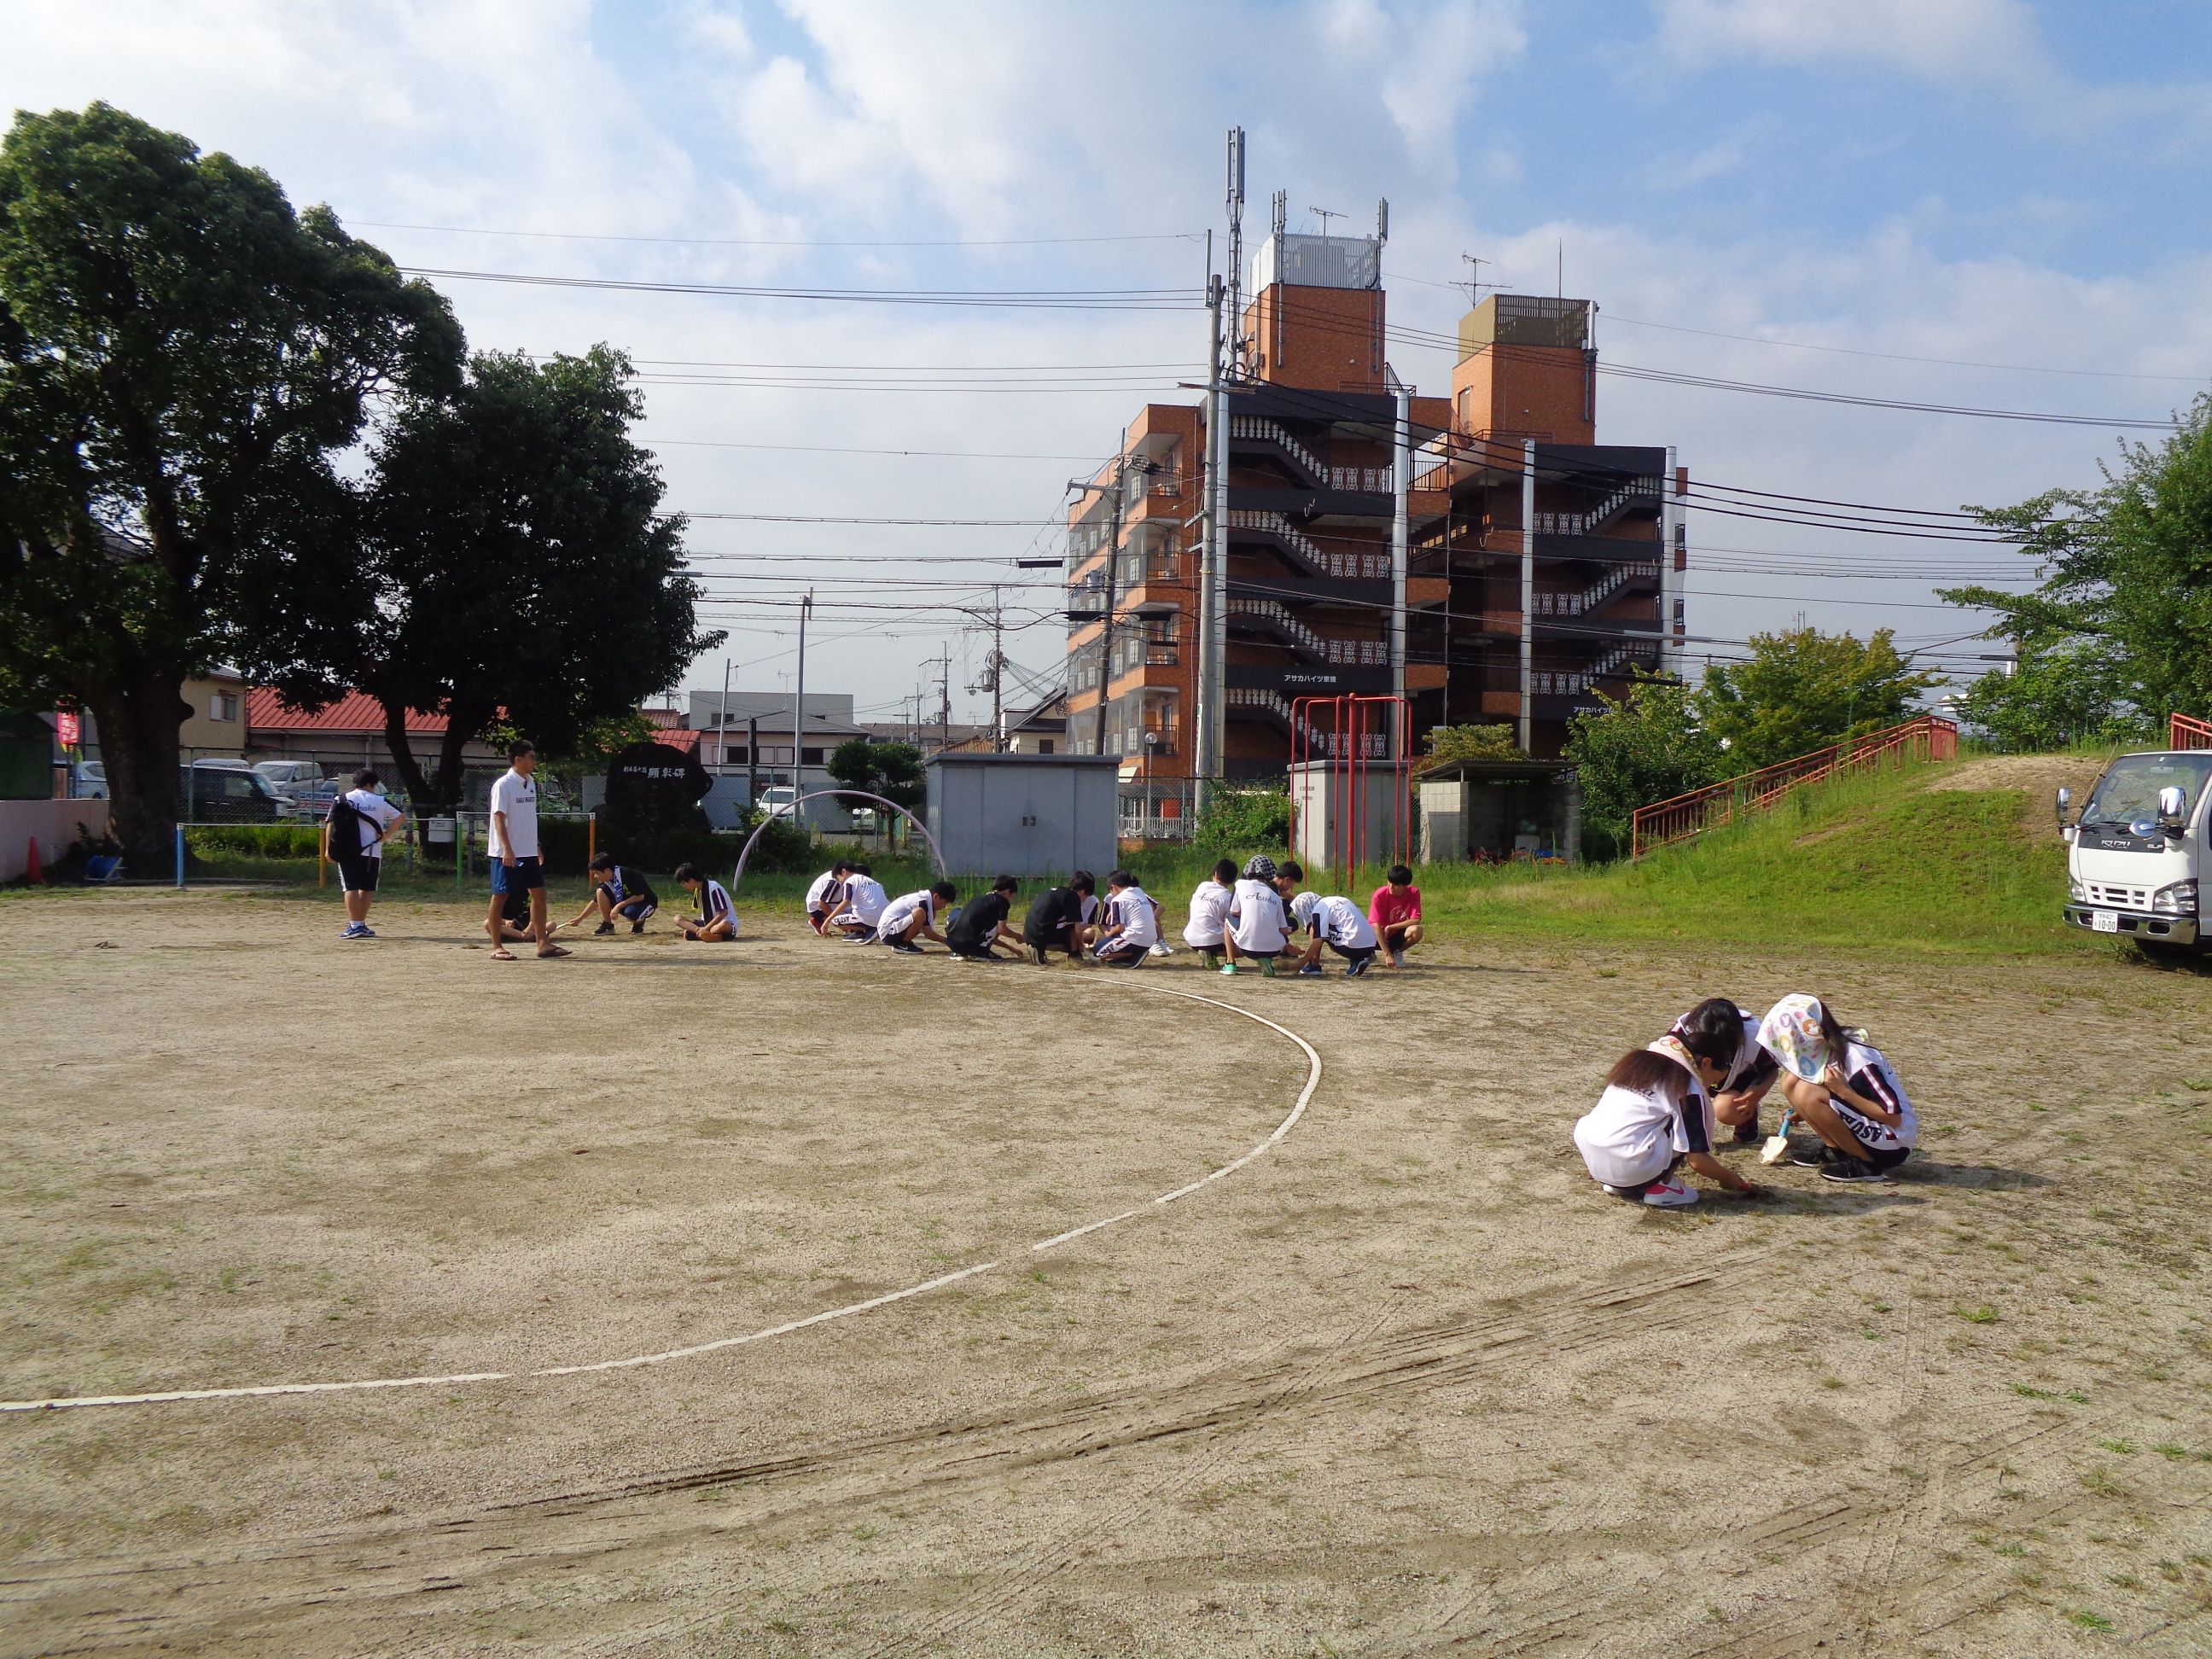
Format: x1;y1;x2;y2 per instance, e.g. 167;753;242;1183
2092;910;2120;933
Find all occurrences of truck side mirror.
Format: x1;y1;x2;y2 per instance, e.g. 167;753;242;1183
2055;786;2071;826
2157;784;2186;830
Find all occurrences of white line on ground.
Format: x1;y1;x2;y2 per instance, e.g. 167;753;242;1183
3;976;1323;1413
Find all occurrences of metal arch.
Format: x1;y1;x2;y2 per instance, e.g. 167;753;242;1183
728;789;946;893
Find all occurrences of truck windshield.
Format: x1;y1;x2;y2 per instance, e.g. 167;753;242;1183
2081;754;2212;826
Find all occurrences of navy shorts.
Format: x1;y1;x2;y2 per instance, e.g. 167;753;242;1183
491;856;544;894
335;853;380;894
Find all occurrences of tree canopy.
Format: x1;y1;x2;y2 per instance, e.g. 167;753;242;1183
1939;393;2212;739
1562;672;1722;863
1699;626;1941;771
0;102;460;862
826;738;924;812
310;346;719;812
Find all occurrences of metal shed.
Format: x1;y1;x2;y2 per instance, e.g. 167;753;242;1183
924;753;1120;878
1417;759;1581;864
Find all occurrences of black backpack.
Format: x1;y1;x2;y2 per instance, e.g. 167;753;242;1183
326;793;364;854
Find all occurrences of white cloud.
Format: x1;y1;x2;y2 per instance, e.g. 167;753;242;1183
1652;0;2046;84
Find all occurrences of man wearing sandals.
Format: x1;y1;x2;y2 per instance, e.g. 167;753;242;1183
485;740;568;961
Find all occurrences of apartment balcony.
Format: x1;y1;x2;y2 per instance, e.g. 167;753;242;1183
1226;509;1393;584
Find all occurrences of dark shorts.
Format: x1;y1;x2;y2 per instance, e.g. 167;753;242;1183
336;853;380;894
600;886;656;919
1328;942;1378;967
491;856;544;894
1097;945;1149;967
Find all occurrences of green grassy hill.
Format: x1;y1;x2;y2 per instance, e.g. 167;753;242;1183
1414;755;2093;958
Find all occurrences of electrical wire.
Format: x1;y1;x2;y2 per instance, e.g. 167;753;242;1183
360;219;1202;249
395;265;1202;311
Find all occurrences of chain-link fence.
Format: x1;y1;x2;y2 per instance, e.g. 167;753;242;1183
1117;777;1199;842
68;747;593;825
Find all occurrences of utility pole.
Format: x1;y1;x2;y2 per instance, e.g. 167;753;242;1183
1196;253;1224;812
746;716;760;804
717;656;731;771
989;585;1005;751
1520;439;1536;754
937;651;952;753
790;588;812;793
1093;443;1126;758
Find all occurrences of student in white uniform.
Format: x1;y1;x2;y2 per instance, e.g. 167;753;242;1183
805;860;852;934
1671;997;1782;1144
830;864;890;939
486;741;568;961
672;862;737;940
1092;870;1161;966
325;768;405;940
1572;1026;1762;1208
1220;855;1291;976
1288;891;1380;977
1759;994;1919;1183
877;882;955;954
1184;858;1237;969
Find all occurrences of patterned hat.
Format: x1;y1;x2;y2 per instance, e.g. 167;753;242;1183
1242;854;1278;882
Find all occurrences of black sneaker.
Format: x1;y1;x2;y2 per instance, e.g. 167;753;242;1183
593;921;615;935
631;919;646;934
1344;958;1370;977
1790;1144;1835;1167
1732;1119;1762;1144
888;940;923;954
1820;1156;1892;1183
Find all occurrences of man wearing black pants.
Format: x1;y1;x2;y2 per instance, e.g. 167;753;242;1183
947;874;1022;960
1022;870;1095;965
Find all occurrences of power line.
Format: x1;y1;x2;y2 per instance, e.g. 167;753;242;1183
395;265;1202;311
359;219;1202;249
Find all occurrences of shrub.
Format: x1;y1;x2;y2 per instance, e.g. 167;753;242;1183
183;824;322;860
1195;785;1292;849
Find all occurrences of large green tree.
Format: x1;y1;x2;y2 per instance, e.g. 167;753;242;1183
0;103;461;864
1699;626;1941;771
1940;394;2212;731
1950;637;2141;754
311;346;719;813
1563;671;1723;862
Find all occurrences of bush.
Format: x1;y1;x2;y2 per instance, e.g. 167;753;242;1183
184;824;323;859
1195;785;1293;849
1419;723;1526;769
534;812;814;882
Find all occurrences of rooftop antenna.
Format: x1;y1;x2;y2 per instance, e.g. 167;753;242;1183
1309;205;1343;240
1557;237;1563;300
1376;198;1389;247
1271;189;1287;239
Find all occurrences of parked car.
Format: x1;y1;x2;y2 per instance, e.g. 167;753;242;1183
71;760;108;799
253;760;325;792
758;785;799;821
181;760;289;822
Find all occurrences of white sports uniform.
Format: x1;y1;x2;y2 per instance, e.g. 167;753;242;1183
342;788;401;856
695;878;736;933
1225;878;1289;954
1574;1072;1717;1191
1831;1040;1918;1153
876;888;935;940
805;870;842;913
831;875;888;929
1305;894;1377;951
1099;887;1158;950
1184;878;1232;948
486;768;539;859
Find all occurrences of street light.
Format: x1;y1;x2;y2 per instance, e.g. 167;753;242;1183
1143;727;1159;839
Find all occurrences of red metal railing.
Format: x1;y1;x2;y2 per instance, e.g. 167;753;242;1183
1290;694;1411;881
2172;713;2212;752
1630;714;1959;859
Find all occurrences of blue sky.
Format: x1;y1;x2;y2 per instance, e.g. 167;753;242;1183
9;0;2210;721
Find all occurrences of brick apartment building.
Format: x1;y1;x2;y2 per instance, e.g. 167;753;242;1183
1062;221;1683;792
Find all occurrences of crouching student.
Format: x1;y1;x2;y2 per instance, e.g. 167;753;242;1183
1672;996;1781;1144
1091;870;1161;966
1022;871;1095;964
563;853;660;935
672;862;738;941
1184;858;1237;969
830;863;889;940
877;882;956;954
1757;993;1918;1183
1573;1026;1762;1208
1289;891;1381;977
946;875;1022;960
1220;855;1291;976
805;860;852;934
1370;865;1423;968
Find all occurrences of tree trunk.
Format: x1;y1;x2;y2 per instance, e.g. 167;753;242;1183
86;675;189;871
380;702;435;812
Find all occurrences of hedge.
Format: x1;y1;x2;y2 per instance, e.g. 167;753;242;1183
183;824;323;859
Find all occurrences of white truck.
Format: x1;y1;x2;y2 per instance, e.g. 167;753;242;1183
2058;747;2210;954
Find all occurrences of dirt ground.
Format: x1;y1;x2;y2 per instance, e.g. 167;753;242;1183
2;867;2210;1656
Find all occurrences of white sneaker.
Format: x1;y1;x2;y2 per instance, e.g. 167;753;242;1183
1148;940;1172;957
1639;1177;1699;1208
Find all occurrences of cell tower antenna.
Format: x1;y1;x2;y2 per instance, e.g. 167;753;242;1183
1271;189;1287;238
1224;126;1246;378
1376;197;1388;246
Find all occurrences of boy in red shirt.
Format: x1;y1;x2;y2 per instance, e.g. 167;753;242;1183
1369;864;1423;968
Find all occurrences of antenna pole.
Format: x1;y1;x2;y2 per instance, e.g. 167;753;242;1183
1225;126;1245;378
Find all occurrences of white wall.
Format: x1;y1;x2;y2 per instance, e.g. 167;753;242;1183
1;799;109;881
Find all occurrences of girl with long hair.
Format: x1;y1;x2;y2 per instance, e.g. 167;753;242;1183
1573;1022;1763;1208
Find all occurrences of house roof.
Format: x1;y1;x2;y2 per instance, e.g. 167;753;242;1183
649;726;702;753
247;689;450;735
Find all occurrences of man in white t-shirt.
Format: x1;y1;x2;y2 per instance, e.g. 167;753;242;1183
486;741;567;961
1289;891;1380;977
1183;859;1237;969
830;864;890;939
1221;855;1291;976
324;767;405;940
1092;870;1161;967
805;860;852;934
876;881;955;954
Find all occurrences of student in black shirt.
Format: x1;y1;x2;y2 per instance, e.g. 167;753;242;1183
1022;870;1095;965
947;874;1022;959
562;853;661;934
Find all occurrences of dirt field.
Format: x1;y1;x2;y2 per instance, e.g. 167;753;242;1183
3;873;2210;1656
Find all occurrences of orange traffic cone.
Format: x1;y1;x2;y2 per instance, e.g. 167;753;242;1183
24;836;44;884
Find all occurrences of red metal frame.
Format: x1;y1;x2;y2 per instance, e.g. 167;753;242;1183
1289;694;1411;883
2171;712;2212;752
1630;715;1959;859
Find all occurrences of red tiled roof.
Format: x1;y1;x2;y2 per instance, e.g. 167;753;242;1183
247;688;450;735
651;726;702;752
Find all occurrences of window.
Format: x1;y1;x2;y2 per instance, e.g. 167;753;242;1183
800;748;824;765
208;692;239;722
1039;739;1055;754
